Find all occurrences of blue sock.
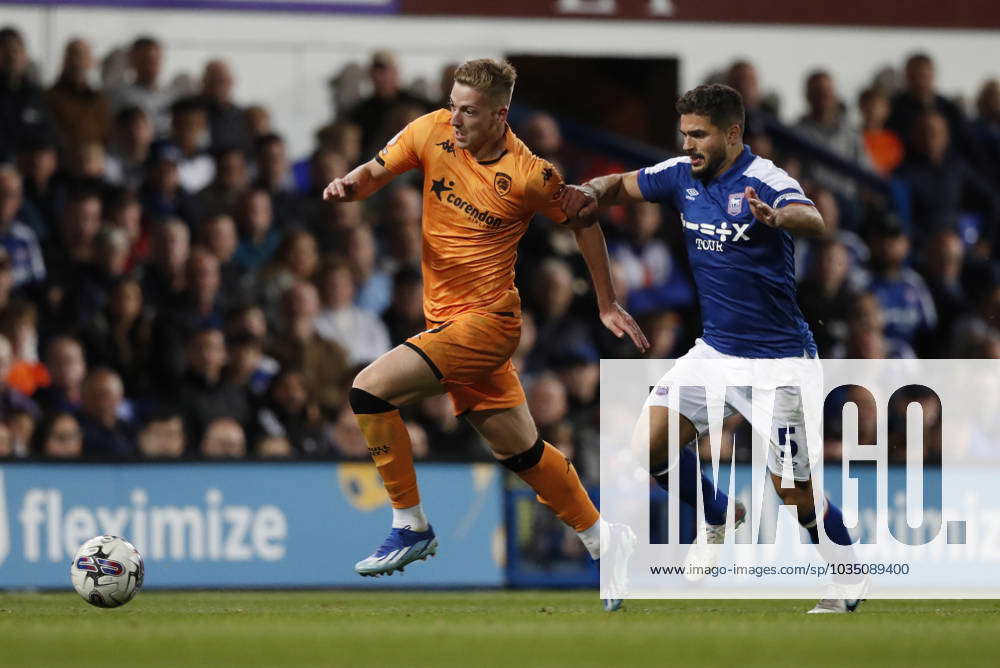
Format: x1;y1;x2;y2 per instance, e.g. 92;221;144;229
799;501;853;546
652;447;728;525
822;501;854;546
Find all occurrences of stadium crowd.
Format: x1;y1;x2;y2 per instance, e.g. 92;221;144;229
0;27;997;471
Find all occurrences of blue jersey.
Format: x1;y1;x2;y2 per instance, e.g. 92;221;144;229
637;146;816;358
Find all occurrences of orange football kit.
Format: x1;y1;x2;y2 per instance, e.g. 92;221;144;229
378;108;567;415
359;109;599;537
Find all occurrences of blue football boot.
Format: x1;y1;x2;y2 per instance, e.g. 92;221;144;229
355;526;438;577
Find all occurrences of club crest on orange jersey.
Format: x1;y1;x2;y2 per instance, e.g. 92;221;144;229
494;172;512;197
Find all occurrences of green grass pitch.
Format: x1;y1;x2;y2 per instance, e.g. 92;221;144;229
2;591;999;667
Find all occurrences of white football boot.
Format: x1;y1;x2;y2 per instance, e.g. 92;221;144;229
683;500;746;582
808;577;871;614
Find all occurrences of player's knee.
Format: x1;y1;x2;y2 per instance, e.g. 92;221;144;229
348;387;396;415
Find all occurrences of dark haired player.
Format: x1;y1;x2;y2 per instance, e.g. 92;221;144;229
562;84;866;614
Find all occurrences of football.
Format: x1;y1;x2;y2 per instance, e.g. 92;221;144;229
70;535;145;608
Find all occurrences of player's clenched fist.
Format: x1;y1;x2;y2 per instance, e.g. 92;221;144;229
560;184;599;220
323;176;358;202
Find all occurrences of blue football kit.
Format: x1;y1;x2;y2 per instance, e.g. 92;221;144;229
637;146;817;358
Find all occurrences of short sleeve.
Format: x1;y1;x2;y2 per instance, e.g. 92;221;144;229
637;156;689;206
375;113;436;174
524;158;568;223
744;159;814;209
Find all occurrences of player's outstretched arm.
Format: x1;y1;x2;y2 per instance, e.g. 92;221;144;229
573;220;650;353
322;159;396;203
560;171;645;219
745;187;825;237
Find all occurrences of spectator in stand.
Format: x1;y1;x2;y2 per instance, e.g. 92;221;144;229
251;368;327;456
35;335;85;414
921;228;970;356
382;265;424;346
794;187;869;280
79;367;136;457
107;36;174;133
195;59;251;153
379;186;422;274
199;416;246;459
106;106;154;190
797;239;859;355
314;257;391;366
199;212;252;306
525;258;594;374
411;393;484;460
140;141;197;224
725;60;778;136
177;327;249;448
526;372;572;451
795;69;872;208
256;228;319;325
344;224;391;316
0;248;14;317
36;411;83;458
609;201;693;316
0;301;47;396
349;50;430;159
233;187;281;272
226;332;278;400
256;435;293;458
151;248;225;388
191;147;248;224
254;133;304;228
518;111;571;176
46;38;111;151
858;86;904;176
893;110;998;250
80;277;153;397
15;138;59;236
861;217;937;353
0;333;38;423
0;165;46;291
314;121;362;167
973;79;1000;181
436;62;459;107
105;188;149;270
66;225;131;324
950;271;1000;358
887;53;981;172
167;98;215;193
830;293;916;359
640;310;683;359
0;27;54;160
293;122;362;196
137;407;185;458
300;147;350;240
271;281;349;415
141;217;189;309
244;104;271;142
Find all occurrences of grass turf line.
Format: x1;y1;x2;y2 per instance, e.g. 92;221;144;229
2;591;999;667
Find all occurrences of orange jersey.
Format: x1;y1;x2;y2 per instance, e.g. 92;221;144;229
376;109;567;322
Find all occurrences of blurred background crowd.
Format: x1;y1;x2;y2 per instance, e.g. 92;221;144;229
0;26;997;470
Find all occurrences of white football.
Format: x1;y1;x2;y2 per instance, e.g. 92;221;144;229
70;535;145;608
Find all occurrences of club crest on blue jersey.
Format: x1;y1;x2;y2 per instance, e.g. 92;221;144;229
727;192;744;216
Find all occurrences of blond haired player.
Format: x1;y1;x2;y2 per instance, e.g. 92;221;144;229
324;58;647;609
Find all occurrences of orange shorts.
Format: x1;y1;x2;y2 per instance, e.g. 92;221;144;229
405;309;524;415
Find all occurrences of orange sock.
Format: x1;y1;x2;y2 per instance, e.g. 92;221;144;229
350;389;419;509
503;438;599;532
